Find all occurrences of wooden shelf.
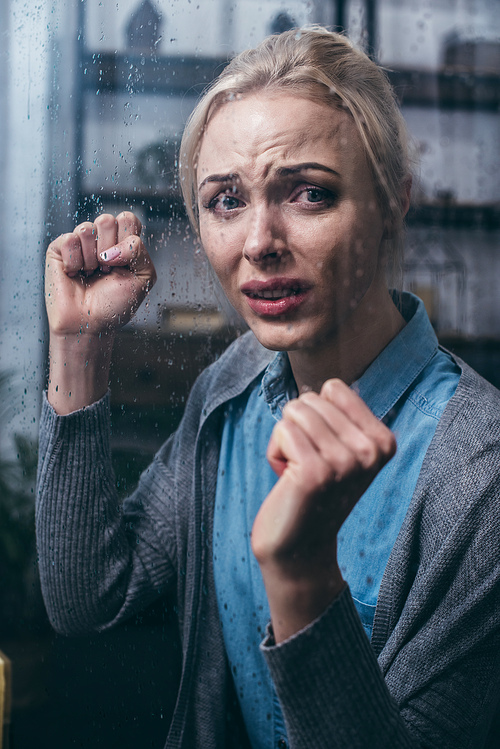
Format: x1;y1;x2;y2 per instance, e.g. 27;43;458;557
388;68;500;111
75;191;185;222
79;52;500;110
75;51;500;229
80;52;229;95
408;202;500;229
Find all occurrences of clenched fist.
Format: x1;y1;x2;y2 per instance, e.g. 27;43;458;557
45;211;156;338
252;378;396;642
45;212;156;414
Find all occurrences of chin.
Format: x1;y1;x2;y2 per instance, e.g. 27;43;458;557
248;321;313;353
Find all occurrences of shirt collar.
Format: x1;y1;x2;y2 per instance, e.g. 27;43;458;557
261;292;438;422
353;292;438;420
261;351;297;420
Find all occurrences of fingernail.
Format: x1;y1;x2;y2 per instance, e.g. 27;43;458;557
100;247;120;261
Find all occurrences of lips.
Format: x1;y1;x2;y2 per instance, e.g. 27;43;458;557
248;287;297;299
240;278;311;317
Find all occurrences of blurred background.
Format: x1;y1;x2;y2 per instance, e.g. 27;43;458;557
0;0;499;746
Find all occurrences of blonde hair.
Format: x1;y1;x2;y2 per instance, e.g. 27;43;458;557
179;26;412;284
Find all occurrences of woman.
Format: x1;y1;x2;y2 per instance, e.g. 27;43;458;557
37;27;500;748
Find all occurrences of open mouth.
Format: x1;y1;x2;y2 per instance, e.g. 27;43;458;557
241;279;310;317
245;287;301;300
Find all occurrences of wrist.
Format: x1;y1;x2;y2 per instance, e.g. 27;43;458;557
48;331;115;414
259;557;345;643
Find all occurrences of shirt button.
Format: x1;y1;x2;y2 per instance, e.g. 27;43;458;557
277;740;288;749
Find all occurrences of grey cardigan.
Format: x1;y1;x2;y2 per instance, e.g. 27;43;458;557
36;332;500;749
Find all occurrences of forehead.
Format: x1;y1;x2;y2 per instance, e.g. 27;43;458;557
197;92;365;183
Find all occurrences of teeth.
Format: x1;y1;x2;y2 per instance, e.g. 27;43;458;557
256;288;296;299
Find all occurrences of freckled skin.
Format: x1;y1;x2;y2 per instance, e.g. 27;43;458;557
197;92;404;391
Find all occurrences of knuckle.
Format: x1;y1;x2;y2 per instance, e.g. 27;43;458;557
273;418;295;446
94;213;116;232
48;234;67;254
273;419;288;438
75;221;95;236
321;377;344;400
282;398;309;425
127;235;143;257
117;210;141;233
282;399;299;417
332;451;355;479
61;232;80;247
381;430;397;458
298;391;318;406
59;234;81;263
356;438;378;468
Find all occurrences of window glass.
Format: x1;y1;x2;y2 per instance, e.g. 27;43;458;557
1;1;498;746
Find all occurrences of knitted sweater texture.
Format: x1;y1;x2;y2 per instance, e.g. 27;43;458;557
36;332;500;748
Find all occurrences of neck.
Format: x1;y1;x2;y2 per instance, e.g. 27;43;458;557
288;287;405;393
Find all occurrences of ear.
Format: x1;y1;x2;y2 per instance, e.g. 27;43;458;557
382;176;413;241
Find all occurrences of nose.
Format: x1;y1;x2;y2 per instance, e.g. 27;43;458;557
242;204;285;264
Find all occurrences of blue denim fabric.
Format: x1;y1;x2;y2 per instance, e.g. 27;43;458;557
213;293;460;748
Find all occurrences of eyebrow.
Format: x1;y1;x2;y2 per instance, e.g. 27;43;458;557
198;162;340;192
198;173;240;191
275;162;341;178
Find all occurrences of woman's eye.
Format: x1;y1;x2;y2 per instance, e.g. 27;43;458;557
293;186;332;205
209;192;243;212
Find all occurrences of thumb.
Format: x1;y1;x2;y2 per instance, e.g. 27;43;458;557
99;235;157;288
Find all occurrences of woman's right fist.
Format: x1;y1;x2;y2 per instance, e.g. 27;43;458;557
45;211;157;339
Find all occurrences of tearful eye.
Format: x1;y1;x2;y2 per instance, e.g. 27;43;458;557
208;192;244;213
304;188;327;202
220;195;241;210
294;186;333;205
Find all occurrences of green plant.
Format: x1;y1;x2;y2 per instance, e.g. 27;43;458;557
0;372;39;634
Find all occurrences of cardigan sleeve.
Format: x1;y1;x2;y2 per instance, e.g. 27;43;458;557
262;582;500;749
36;392;179;634
262;586;418;748
35;332;269;640
261;368;500;749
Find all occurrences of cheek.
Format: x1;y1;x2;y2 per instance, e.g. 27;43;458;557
204;251;232;286
308;219;382;294
200;224;221;270
200;223;241;277
200;234;239;306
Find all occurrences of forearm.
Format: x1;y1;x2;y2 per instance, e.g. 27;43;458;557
36;394;172;634
47;331;115;414
36;393;125;632
263;582;500;749
259;555;345;643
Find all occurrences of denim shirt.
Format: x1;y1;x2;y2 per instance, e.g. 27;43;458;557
213;293;460;749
